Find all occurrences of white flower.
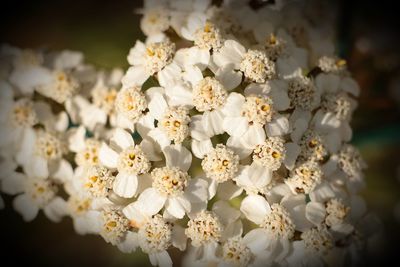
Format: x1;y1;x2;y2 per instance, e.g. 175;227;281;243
8;53;53;95
240;194;311;263
123;203;188;267
185;201;242;262
68;126;101;167
99;128;151;198
233;162;273;195
66;195;102;235
126;145;208;219
317;56;347;74
286;226;335;267
213;39;276;83
123;39;175;87
0;82;38;155
140;7;170;36
146;90;191;147
16;128;67;179
99;206;138;252
285;160;323;194
36;69;79;104
11;175;67;222
114;86;148;130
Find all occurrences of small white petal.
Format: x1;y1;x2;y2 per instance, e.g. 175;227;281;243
350;195;367;222
185;178;208;203
122;66;149;87
215;65;242;90
341;77;360;96
136;188;167;216
269;80;290;111
16;128;36;166
27;157;48;179
306;202;326;226
166;196;190;219
241;126;266;148
165;83;193;107
13;194;39;222
153;251;172;267
99;142;119;169
265;115;289;137
283;142;301;170
118;232;139;253
213;40;245;68
243;228;270;254
51;159;73;183
213;200;241;225
235;163;272;192
222;220;243;241
309;182;335;202
163;145;192;172
123;202;147;227
331;223;354;235
110;128;135;151
223;117;248;137
113;172;138;198
191;139;213;159
148;128;171;150
202;110;225;136
216;180;242;200
68;126;86;152
226;136;253;159
1;172;26;195
140;139;162;161
43;197;68;222
221;93;245;117
315;73;340;94
148;92;168;120
172;225;187;251
240;195;271;224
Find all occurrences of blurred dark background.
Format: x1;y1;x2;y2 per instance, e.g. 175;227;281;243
0;0;399;266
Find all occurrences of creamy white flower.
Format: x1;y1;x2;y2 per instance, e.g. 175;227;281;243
128;145;208;219
36;70;79;104
82;165;115;198
12;175;67;222
66;194;102;235
221;92;274;150
123;203;188;267
213;40;276;83
253;137;286;171
233;162;273;195
140;7;170;36
99;128;151;198
123;39;175;87
100;206;131;245
298;129;328;162
147;91;191;146
317;56;347;74
68;126;102;167
0;84;39;154
286;227;335;267
240;194;307;262
115;86;147;127
287;74;319;110
16;128;67;179
285;160;322;194
201;144;239;183
185;201;242;262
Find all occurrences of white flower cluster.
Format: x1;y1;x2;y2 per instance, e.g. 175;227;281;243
0;1;380;267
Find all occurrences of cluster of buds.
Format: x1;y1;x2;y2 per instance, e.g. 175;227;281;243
0;1;379;267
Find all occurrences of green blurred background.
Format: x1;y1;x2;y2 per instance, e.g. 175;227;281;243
0;0;399;266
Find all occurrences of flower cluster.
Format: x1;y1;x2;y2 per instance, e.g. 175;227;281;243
0;1;379;267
